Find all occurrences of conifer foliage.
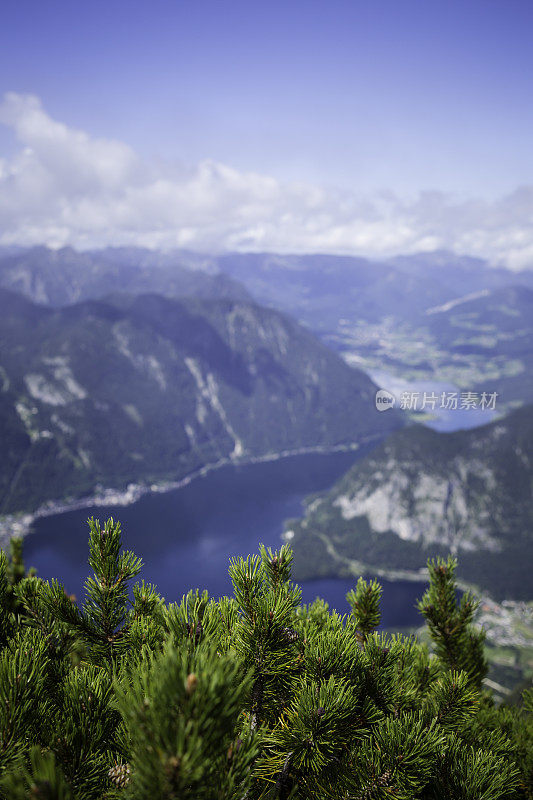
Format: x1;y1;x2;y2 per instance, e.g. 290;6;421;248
0;518;531;799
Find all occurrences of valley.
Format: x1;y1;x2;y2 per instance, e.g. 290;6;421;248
1;244;532;701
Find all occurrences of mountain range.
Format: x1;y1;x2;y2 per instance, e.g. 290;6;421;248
3;246;531;406
1;244;532;598
0;246;248;307
0;285;401;515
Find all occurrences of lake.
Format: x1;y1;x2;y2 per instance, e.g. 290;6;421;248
24;448;428;629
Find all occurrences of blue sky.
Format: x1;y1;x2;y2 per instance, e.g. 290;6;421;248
1;0;532;263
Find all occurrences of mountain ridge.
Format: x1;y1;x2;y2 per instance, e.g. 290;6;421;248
0;286;402;516
287;404;533;600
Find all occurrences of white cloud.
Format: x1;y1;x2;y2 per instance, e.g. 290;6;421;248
0;92;532;269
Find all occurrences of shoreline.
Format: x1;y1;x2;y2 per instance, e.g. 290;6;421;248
4;437;532;664
0;437;382;545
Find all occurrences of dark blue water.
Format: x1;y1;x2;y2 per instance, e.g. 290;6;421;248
25;449;427;628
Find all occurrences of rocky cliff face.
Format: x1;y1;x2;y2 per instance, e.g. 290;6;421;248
0;289;402;515
288;407;533;599
331;453;500;553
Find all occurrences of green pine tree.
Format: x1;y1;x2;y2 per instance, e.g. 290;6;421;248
0;518;530;799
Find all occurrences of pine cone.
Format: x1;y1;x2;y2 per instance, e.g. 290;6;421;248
282;626;299;643
108;762;131;789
